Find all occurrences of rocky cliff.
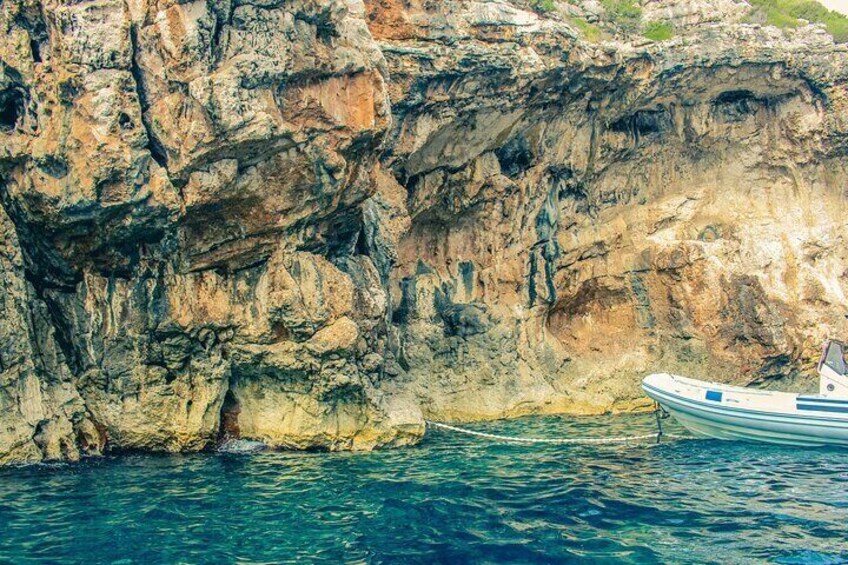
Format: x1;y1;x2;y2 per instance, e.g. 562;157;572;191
1;0;847;464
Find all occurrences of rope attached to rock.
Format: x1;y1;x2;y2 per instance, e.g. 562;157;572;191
425;420;672;445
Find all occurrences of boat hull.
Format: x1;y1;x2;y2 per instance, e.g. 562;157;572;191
643;373;848;447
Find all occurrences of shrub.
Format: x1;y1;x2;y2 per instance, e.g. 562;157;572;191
642;20;674;40
532;0;557;13
570;17;604;41
748;0;848;42
600;0;643;33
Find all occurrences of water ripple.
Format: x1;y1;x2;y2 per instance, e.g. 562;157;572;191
1;414;848;564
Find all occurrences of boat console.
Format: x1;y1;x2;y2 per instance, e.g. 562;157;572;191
817;340;848;398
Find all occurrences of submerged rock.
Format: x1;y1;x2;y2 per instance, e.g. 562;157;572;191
0;0;847;463
217;439;268;454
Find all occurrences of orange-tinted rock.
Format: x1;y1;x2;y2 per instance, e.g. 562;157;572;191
1;0;848;463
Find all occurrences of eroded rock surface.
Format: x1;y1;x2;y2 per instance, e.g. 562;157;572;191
369;0;848;421
0;0;421;463
1;0;847;462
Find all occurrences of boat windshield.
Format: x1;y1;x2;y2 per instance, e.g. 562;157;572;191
821;341;847;375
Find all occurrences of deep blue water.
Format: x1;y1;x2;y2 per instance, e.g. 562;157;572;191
2;414;848;565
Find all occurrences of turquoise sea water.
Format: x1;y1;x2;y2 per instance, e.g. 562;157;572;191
1;414;848;565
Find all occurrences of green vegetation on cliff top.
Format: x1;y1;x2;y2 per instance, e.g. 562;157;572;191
600;0;642;32
748;0;848;42
533;0;846;43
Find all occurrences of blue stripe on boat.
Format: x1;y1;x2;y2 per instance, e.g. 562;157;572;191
642;382;848;426
705;390;722;402
797;396;848;405
797;403;848;414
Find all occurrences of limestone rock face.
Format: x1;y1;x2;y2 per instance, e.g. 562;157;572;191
0;0;421;463
1;0;847;462
371;0;848;420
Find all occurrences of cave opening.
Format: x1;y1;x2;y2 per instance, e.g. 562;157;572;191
714;89;756;105
0;89;25;133
712;90;764;121
495;135;535;178
610;107;670;137
218;390;241;443
30;39;42;63
355;227;370;257
118;112;133;130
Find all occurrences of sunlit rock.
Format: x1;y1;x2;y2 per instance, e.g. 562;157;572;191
1;0;847;462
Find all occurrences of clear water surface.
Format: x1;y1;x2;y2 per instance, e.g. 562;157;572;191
1;414;847;565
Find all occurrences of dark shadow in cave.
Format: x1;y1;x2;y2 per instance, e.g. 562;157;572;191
0;89;25;133
218;390;241;444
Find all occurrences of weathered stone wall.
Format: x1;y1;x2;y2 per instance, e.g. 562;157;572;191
369;0;848;419
1;0;847;462
0;0;422;463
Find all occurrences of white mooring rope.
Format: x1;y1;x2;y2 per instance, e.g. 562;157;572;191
425;420;671;445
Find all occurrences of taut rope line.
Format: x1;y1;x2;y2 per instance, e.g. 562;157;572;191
425;420;675;445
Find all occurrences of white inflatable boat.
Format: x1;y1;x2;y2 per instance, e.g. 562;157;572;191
642;340;848;446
